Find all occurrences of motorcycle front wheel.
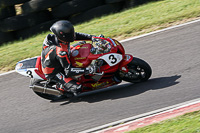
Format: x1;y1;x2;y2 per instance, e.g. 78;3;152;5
120;57;152;83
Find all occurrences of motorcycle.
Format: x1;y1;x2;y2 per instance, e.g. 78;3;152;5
15;37;152;101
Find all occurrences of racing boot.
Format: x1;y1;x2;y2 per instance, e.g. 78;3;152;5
68;84;82;96
63;81;82;96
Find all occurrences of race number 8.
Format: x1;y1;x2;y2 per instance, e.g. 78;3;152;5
109;55;117;64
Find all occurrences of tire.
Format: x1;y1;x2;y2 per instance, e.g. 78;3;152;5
30;78;66;101
22;0;69;14
0;0;30;6
51;0;103;18
69;3;122;24
0;11;51;32
16;19;58;39
105;0;125;4
0;31;15;45
120;57;152;83
124;0;136;8
0;6;16;20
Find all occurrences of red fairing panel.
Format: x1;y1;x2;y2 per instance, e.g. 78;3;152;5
70;43;92;68
35;56;46;80
113;39;125;55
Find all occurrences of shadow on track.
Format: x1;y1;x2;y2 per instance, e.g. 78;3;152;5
58;75;181;105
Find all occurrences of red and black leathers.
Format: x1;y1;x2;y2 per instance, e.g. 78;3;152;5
41;32;93;92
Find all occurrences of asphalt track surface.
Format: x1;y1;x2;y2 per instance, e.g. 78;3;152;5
0;20;200;133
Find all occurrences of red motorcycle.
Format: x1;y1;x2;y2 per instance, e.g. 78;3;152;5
15;37;152;100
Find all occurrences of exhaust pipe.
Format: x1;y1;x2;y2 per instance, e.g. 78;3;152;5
30;85;63;96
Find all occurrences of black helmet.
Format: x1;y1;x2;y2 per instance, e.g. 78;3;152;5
50;20;75;42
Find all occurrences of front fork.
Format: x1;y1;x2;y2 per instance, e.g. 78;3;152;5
118;54;136;79
119;54;133;73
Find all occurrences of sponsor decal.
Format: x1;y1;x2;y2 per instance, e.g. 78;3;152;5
114;40;121;46
80;46;88;49
16;63;23;70
74;57;86;60
75;61;83;67
71;68;84;73
72;50;79;57
91;81;109;88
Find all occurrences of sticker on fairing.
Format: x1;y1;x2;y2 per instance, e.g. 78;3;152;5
98;53;123;66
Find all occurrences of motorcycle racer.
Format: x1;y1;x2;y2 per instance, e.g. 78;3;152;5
41;20;96;96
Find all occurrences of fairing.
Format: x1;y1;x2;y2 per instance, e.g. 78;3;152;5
15;56;46;80
15;37;129;90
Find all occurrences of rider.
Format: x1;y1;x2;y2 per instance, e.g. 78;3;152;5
41;20;96;96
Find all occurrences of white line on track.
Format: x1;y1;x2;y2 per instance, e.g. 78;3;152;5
0;70;15;76
1;18;200;77
80;98;200;133
120;18;200;43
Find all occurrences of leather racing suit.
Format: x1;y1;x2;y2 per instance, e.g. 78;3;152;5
41;32;93;94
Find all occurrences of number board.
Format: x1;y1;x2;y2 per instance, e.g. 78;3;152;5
98;53;123;66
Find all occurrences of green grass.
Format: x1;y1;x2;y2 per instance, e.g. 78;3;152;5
0;0;200;72
127;110;200;133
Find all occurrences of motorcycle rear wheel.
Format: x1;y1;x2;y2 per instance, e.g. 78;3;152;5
120;57;152;83
30;78;67;101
